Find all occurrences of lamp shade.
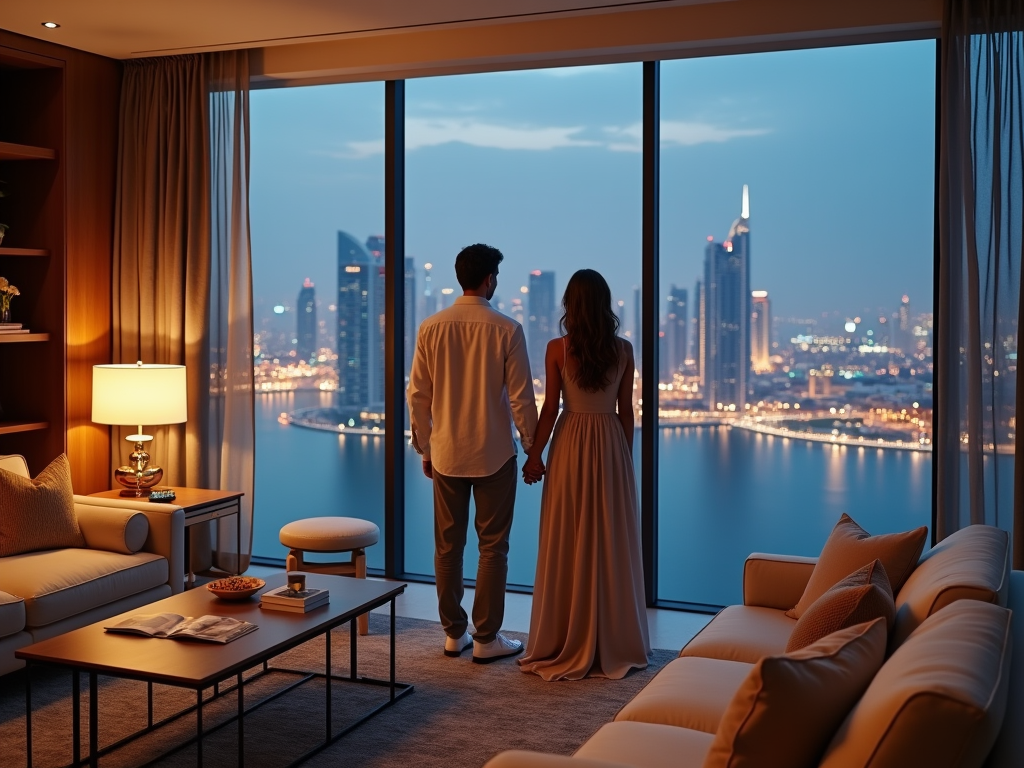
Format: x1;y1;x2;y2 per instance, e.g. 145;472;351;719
92;363;188;426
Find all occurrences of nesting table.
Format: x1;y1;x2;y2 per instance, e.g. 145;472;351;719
16;573;413;767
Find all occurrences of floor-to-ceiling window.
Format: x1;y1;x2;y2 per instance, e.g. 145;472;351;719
403;64;643;585
657;42;936;606
250;82;386;568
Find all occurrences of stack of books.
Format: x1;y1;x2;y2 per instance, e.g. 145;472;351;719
0;323;29;336
259;585;329;613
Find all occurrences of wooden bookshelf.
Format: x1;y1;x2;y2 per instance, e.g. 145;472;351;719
0;333;49;343
0;421;49;436
0;141;56;161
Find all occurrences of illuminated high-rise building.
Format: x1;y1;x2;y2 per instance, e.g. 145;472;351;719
420;262;437;322
695;279;705;387
404;256;416;378
296;278;317;363
337;231;377;408
702;185;751;411
528;270;557;380
898;294;911;354
633;285;642;370
751;290;771;373
664;285;688;380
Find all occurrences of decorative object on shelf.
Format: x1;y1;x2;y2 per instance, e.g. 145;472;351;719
0;277;19;324
91;361;188;496
0;223;7;246
206;576;265;601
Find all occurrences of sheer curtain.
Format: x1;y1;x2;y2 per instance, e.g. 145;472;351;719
937;0;1024;565
113;51;255;574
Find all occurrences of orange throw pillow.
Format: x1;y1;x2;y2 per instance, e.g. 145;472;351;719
786;560;895;652
786;513;926;620
704;618;888;768
0;454;84;557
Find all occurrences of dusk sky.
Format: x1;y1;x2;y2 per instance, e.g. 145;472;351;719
250;40;936;331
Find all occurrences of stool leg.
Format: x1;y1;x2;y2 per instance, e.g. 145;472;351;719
286;549;303;573
354;549;369;635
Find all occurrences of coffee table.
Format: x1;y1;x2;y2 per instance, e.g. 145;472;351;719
16;574;413;767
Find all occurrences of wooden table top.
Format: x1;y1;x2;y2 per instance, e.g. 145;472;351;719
16;574;405;688
88;488;244;507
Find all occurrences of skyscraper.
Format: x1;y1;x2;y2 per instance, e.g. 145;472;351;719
420;262;436;323
367;236;386;407
751;290;771;373
702;185;751;411
337;231;376;408
633;285;642;371
695;279;704;388
296;278;317;363
405;256;416;378
528;270;557;381
898;294;911;354
664;285;688;380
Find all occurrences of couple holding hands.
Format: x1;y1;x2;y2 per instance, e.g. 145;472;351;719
408;244;650;681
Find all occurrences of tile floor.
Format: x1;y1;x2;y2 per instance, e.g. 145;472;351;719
246;565;710;651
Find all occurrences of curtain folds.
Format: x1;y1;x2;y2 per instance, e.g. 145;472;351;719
937;0;1024;565
113;51;255;574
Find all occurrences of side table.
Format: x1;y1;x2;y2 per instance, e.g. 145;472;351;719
87;488;244;589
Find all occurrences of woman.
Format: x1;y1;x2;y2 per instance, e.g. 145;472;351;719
519;269;650;681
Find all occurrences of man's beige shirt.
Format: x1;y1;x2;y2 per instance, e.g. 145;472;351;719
407;296;537;478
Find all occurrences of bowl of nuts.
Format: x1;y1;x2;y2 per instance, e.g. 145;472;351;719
206;576;266;600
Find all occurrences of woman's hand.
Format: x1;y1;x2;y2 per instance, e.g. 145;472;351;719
523;455;545;484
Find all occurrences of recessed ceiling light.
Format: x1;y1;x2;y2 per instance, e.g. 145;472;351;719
41;22;60;29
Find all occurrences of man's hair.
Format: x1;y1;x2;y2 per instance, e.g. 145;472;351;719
455;244;503;291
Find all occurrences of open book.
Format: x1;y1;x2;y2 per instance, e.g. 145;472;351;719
104;613;258;644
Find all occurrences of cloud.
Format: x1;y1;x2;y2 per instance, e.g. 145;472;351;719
323;118;769;158
605;121;771;152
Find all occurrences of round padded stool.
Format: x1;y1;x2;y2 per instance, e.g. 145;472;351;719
279;517;380;635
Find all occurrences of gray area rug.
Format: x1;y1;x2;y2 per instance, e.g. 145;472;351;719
0;614;675;767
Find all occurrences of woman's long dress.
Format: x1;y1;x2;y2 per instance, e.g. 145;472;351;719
519;340;651;681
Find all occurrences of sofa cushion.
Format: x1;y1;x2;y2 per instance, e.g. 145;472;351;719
0;548;168;628
75;505;150;555
787;513;927;619
681;606;795;664
891;524;1008;648
576;722;713;768
615;656;753;733
704;618;887;768
820;600;1012;768
786;560;894;652
0;590;25;638
0;453;85;557
0;454;30;478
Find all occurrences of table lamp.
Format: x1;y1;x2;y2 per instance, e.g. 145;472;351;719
92;362;187;496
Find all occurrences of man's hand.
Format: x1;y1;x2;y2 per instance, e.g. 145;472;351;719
523;456;545;485
422;459;433;479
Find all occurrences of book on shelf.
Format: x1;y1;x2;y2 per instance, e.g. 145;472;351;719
0;329;29;335
260;586;329;613
104;612;257;643
0;323;22;329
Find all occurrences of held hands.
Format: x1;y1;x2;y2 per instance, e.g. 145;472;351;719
422;459;433;479
522;455;545;485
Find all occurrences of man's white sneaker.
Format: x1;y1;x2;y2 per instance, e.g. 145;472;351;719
472;632;524;664
444;631;473;657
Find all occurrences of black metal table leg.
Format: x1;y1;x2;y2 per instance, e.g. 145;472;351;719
237;673;244;768
350;616;357;680
390;598;397;701
89;672;98;768
236;509;242;576
196;688;204;767
325;629;332;741
72;670;80;766
24;661;31;768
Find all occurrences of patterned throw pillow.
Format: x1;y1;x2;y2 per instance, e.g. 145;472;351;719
786;513;927;619
0;454;85;557
786;560;895;652
704;619;888;768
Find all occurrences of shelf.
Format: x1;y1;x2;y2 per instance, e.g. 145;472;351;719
0;333;49;343
0;141;56;161
0;247;50;257
0;421;49;436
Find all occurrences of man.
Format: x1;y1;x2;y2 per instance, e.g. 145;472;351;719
408;243;538;663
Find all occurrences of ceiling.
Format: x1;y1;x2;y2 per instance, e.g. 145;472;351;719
1;0;705;60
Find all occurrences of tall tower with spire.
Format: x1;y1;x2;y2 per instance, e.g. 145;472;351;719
702;185;751;412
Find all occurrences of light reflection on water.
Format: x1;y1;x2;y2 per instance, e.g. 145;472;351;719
255;390;934;606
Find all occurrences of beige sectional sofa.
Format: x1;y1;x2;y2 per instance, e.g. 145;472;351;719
0;454;185;675
487;524;1020;768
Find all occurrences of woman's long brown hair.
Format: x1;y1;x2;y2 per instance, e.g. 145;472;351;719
559;269;621;392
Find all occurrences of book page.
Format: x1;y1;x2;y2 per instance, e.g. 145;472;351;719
105;613;186;637
169;615;257;643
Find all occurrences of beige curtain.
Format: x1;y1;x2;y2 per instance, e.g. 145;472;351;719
112;51;254;574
